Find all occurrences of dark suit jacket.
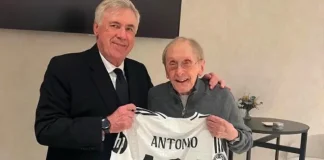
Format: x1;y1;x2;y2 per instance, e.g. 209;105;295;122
34;44;153;160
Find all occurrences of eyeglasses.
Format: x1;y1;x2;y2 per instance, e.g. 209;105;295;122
166;59;201;70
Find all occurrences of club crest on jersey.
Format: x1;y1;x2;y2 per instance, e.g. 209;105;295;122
112;132;128;154
213;152;227;160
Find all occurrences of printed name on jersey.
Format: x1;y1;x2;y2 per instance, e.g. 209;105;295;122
151;136;198;150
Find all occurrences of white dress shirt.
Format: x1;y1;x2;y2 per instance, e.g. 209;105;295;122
99;52;127;141
99;52;125;89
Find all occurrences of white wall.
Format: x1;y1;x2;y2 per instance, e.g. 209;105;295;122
0;0;323;159
180;1;324;159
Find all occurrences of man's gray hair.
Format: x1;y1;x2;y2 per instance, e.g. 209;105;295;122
162;37;204;65
94;0;140;25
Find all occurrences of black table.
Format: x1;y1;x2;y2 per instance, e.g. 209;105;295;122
228;117;310;160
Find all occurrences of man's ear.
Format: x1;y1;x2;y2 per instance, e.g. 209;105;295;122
198;60;206;77
93;23;99;36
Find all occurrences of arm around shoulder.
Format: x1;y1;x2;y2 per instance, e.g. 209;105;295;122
34;57;103;150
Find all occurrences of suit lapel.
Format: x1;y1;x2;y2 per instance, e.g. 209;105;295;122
86;45;119;114
124;59;139;105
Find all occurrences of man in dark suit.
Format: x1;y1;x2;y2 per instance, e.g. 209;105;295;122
34;0;226;160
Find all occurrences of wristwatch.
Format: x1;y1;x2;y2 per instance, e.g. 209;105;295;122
228;131;241;145
101;118;111;134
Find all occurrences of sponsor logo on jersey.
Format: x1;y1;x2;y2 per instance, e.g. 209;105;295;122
112;132;128;154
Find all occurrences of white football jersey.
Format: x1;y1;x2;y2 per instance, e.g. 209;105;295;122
110;108;228;160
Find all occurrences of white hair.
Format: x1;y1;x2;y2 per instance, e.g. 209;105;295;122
94;0;140;25
162;37;204;65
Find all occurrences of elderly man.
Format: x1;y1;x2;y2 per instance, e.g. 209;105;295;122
34;0;225;160
148;37;253;154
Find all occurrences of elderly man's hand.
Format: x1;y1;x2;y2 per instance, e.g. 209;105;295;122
202;72;229;90
206;115;238;141
107;104;136;133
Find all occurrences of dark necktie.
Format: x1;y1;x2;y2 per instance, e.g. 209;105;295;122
113;68;129;105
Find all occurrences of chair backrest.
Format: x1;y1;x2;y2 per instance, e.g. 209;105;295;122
287;134;324;159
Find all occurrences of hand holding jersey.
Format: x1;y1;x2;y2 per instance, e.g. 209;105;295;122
107;104;136;133
207;115;239;141
110;108;228;160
